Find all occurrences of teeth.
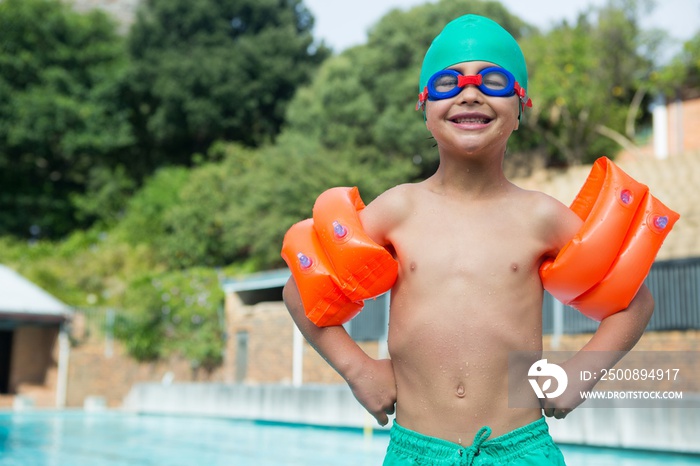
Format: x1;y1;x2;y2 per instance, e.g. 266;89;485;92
454;118;488;124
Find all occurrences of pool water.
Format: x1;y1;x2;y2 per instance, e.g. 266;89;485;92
1;411;699;466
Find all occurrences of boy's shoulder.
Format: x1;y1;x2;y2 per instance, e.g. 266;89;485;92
510;185;568;215
370;183;419;210
361;183;419;232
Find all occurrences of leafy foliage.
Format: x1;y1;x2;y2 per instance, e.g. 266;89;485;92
146;132;416;270
115;166;191;249
123;0;329;168
522;0;657;165
654;30;700;99
0;0;131;237
115;267;225;370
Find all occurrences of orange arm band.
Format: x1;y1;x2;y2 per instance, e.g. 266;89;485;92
281;219;363;327
281;187;398;327
540;157;679;321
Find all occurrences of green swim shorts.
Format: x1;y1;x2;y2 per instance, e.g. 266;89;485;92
383;416;566;465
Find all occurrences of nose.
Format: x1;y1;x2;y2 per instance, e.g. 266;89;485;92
457;83;483;104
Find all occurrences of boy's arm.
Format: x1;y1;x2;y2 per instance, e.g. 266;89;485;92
543;284;654;419
282;277;397;425
537;191;657;419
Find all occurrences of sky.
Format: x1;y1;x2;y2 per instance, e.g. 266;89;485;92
303;0;699;54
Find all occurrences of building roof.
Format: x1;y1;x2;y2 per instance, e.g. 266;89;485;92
221;269;290;293
0;265;72;323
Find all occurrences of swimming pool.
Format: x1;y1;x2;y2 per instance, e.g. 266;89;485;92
1;411;699;465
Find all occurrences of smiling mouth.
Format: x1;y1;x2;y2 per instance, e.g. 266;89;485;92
450;117;491;124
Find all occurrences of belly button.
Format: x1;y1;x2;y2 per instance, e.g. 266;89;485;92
410;261;417;271
456;384;466;398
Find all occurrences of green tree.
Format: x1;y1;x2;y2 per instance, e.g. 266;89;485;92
123;0;329;170
115;166;191;249
123;126;415;271
0;0;132;238
114;267;225;372
654;30;700;100
522;0;656;165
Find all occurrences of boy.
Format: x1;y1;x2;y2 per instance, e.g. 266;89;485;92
283;14;655;465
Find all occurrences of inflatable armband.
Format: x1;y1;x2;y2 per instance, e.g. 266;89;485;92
282;219;363;327
313;187;399;301
540;157;679;321
281;187;398;327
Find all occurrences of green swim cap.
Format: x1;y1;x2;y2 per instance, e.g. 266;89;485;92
419;15;528;95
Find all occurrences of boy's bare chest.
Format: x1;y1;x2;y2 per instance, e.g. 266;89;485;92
391;203;543;279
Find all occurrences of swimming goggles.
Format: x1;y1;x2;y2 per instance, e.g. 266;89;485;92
416;66;532;111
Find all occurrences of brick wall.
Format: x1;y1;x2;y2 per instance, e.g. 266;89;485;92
66;338;225;408
667;98;700;156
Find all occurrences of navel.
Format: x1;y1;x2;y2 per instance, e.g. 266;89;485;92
410;261;417;272
456;384;466;398
510;262;519;272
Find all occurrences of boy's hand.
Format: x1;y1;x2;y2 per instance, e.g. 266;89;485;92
346;358;397;426
540;356;599;419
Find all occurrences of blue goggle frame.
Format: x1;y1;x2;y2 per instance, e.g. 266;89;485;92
416;66;532;111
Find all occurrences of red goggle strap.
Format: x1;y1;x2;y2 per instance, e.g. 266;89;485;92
515;82;533;109
416;87;429;111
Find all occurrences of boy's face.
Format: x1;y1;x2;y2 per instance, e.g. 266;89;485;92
424;61;520;157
